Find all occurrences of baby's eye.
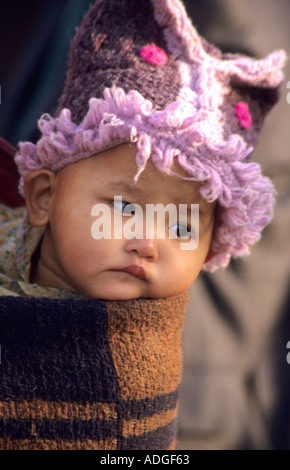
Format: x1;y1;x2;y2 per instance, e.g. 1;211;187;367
169;223;192;239
113;199;136;216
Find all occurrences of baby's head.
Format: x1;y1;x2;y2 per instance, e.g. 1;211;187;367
15;0;286;299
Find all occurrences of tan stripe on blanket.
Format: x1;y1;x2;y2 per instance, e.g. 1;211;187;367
0;400;117;421
0;438;117;450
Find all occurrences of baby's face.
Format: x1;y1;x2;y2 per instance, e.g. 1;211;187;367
33;144;216;300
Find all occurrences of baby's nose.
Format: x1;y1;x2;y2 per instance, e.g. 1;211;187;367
124;237;158;261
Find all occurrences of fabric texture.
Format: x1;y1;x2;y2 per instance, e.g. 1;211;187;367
14;0;286;271
0;203;80;299
0;292;188;450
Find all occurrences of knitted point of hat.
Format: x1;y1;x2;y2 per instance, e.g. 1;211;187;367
56;0;182;123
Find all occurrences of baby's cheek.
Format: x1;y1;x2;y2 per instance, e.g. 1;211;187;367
179;252;203;281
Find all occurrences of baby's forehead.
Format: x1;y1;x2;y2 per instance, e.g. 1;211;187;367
106;172;210;211
87;144;213;207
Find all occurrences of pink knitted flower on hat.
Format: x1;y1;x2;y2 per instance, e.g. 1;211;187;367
140;43;168;65
235;102;252;130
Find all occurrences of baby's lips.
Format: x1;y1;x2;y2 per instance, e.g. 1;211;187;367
119;265;147;280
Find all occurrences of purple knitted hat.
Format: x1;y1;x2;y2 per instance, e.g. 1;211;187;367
15;0;286;271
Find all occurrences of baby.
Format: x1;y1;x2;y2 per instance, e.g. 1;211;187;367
0;0;286;302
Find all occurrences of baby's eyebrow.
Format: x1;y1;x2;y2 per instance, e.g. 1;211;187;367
106;181;136;191
106;182;210;215
106;181;144;197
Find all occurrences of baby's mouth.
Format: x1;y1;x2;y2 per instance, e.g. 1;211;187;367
118;265;146;280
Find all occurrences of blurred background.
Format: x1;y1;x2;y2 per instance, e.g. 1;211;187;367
0;0;289;450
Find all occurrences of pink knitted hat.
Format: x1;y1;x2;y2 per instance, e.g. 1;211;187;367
15;0;286;271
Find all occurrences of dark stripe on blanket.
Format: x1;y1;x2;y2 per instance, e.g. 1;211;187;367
0;297;120;403
0;418;118;441
118;389;179;420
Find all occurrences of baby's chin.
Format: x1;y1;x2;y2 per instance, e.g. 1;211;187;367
53;274;187;301
77;284;149;301
83;287;185;302
78;286;168;301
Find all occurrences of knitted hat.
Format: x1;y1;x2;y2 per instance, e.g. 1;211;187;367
15;0;286;271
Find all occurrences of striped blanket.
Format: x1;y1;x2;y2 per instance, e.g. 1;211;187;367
0;292;188;450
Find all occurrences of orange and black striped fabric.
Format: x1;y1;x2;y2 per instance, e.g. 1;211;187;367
0;292;188;450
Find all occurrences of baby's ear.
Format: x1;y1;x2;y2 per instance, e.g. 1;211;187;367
24;170;56;227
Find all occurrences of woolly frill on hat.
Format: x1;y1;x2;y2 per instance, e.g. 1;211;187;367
15;0;286;271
